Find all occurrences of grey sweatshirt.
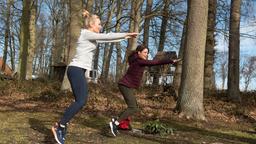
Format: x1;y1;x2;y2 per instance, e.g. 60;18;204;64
69;29;127;70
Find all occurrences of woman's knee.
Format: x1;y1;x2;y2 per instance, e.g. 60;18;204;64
129;107;140;113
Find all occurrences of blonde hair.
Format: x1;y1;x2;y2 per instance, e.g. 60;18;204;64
82;9;99;29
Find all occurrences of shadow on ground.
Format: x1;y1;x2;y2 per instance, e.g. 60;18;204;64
29;118;55;144
165;120;256;144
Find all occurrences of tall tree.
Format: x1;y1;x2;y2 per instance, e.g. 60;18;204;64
85;0;94;12
176;0;208;120
130;0;143;51
26;0;37;80
102;43;114;80
241;56;256;91
101;0;115;80
18;0;31;80
10;27;16;71
33;14;48;76
215;51;228;90
228;0;241;102
61;0;83;90
122;0;143;73
173;18;187;99
2;0;13;72
152;0;171;85
60;0;70;64
45;0;65;78
204;0;217;96
115;0;125;81
143;0;153;48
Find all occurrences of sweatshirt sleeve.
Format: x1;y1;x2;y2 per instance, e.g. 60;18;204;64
83;30;127;42
137;59;174;66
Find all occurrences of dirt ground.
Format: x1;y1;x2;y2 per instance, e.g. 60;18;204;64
0;80;256;144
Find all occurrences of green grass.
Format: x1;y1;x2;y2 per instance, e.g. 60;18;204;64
0;110;255;144
0;111;163;144
0;80;256;144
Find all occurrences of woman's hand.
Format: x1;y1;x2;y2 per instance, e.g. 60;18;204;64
125;32;139;39
173;58;182;63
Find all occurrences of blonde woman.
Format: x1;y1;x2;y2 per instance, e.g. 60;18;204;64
51;10;138;144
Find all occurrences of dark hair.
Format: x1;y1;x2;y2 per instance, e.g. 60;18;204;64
128;44;149;56
128;44;149;63
135;44;149;53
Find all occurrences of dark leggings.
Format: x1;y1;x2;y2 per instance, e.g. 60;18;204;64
60;66;88;125
118;84;140;121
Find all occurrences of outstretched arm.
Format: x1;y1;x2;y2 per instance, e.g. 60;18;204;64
137;58;182;66
137;59;174;66
84;31;138;42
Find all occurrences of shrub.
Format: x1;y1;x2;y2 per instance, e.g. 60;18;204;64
143;119;174;136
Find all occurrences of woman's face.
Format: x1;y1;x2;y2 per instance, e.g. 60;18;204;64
138;48;148;60
90;18;102;33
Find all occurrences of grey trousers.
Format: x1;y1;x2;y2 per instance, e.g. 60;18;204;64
118;84;140;121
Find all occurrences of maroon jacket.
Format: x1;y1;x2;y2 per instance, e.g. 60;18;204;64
118;53;174;88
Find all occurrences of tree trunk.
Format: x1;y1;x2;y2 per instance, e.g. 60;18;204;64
143;0;153;48
26;0;37;80
204;0;217;97
18;0;31;81
115;0;124;82
103;43;114;80
92;0;105;76
10;31;15;71
176;0;208;120
85;0;94;12
2;0;12;72
61;0;70;64
101;1;115;80
48;1;65;79
122;0;143;73
228;0;241;102
242;57;256;91
152;0;171;85
61;0;83;90
173;18;187;99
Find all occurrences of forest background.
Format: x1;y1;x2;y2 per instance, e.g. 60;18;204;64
0;0;256;143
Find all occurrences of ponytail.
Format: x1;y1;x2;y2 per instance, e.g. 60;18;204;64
82;9;99;29
82;9;90;18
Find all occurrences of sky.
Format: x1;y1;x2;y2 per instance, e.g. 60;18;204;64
215;20;256;91
215;22;256;55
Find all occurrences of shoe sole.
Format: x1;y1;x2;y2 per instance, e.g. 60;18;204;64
109;122;117;137
51;126;62;144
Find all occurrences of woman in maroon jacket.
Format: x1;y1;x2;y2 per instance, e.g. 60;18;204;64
109;44;181;136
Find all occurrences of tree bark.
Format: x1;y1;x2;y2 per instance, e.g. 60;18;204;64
61;0;83;90
85;0;94;13
101;0;115;80
115;0;124;82
18;0;31;81
173;18;187;99
143;0;153;48
228;0;241;102
152;0;171;85
122;0;143;73
103;43;114;80
2;0;12;72
26;0;37;80
204;0;217;97
10;31;15;71
176;0;208;120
